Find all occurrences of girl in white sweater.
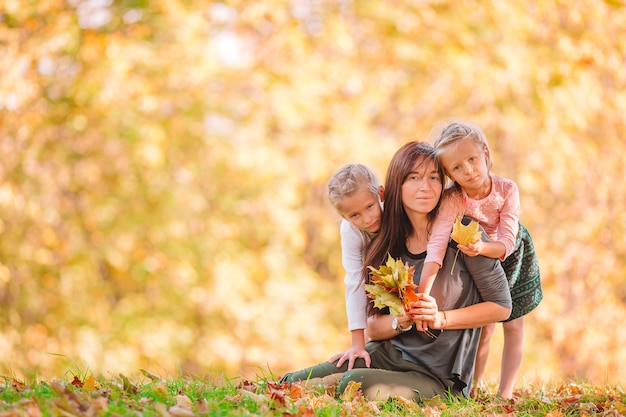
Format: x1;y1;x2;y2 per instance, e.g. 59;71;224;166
327;164;384;370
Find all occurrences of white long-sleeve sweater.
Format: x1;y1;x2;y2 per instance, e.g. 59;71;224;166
340;219;372;331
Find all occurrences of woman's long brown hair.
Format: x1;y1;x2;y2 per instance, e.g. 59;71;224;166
362;141;445;314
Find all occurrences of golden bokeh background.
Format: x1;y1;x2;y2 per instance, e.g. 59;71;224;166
1;0;625;386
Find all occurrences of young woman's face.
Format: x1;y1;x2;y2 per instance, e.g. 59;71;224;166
337;188;383;234
438;139;490;192
401;158;443;216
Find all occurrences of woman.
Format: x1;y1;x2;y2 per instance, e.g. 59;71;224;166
281;141;512;401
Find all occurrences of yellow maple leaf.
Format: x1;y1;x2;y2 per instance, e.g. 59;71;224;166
363;284;405;316
449;218;482;274
450;218;482;246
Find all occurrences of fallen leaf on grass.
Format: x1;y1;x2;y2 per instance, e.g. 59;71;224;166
422;395;444;408
119;373;139;395
560;394;583;408
237;389;265;402
169;405;195;417
50;379;90;414
141;369;165;383
394;396;426;414
70;375;83;389
83;375;97;391
10;378;27;392
175;395;193;409
340;381;362;402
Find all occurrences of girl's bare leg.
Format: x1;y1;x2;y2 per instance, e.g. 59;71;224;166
472;322;496;395
498;316;524;398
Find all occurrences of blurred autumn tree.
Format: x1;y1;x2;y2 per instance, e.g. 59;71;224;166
1;0;625;384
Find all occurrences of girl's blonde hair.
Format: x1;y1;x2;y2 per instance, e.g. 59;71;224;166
433;121;493;171
327;164;380;209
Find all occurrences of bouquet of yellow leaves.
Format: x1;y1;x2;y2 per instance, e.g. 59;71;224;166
364;254;419;316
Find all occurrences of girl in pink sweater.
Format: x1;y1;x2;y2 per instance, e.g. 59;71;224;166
419;121;542;399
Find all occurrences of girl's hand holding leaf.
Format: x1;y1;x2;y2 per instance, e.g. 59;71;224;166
458;239;484;257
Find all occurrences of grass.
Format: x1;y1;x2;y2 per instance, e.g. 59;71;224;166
1;371;625;416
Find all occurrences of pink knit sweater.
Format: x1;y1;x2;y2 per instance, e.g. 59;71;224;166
425;175;520;266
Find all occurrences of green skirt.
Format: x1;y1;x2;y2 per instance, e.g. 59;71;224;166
501;222;543;321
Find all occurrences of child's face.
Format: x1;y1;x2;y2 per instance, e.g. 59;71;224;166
337;188;382;234
439;139;490;192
